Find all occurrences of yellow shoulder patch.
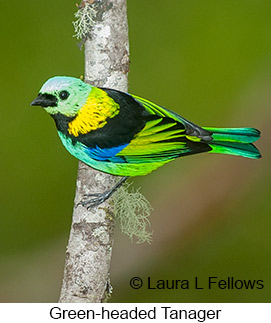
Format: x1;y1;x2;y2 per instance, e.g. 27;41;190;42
68;87;120;137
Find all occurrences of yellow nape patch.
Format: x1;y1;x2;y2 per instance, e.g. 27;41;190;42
68;87;119;137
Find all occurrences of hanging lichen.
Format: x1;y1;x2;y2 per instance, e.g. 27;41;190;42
112;182;153;244
73;2;97;39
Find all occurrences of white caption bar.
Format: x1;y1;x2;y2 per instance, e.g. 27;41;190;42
0;303;270;323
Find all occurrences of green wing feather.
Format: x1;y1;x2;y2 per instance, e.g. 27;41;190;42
116;96;212;167
128;95;261;160
132;95;213;141
116;117;189;163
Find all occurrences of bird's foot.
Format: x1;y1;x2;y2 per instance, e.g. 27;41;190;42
78;176;129;209
78;191;112;209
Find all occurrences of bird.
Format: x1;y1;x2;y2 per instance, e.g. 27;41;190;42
31;76;261;207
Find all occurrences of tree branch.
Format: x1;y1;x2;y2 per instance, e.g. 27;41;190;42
59;0;129;303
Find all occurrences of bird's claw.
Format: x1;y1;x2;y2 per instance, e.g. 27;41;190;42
77;191;111;209
77;176;128;210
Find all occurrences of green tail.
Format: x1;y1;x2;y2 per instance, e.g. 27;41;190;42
203;127;261;159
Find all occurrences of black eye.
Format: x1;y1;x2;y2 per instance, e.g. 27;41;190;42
59;90;70;100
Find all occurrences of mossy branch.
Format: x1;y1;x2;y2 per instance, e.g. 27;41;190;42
59;0;129;303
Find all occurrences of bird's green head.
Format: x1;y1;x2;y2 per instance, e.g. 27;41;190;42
31;76;92;117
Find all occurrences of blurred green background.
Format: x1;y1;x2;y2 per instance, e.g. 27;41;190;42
0;0;270;302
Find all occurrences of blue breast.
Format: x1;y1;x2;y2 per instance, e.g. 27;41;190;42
85;144;128;162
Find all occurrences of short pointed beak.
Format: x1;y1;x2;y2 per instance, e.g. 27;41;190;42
30;93;57;108
31;95;44;106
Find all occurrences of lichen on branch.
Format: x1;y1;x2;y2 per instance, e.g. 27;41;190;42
112;182;153;244
73;2;97;39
